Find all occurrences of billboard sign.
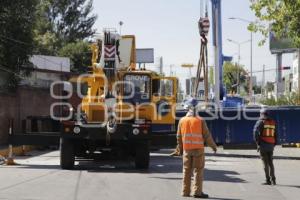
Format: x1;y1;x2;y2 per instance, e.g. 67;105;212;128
269;30;297;54
136;48;154;63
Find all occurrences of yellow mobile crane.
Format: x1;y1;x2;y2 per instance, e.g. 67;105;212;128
60;29;178;169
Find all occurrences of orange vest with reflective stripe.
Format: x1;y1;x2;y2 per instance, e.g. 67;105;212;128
179;116;204;150
260;119;276;144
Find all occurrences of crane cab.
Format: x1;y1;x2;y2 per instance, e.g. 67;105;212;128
116;70;178;133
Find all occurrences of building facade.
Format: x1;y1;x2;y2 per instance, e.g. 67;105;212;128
292;53;299;93
20;55;71;88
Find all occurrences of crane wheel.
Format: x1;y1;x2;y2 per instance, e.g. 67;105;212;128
134;141;150;169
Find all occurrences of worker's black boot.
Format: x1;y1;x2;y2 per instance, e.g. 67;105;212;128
193;192;209;198
272;179;276;185
262;180;271;185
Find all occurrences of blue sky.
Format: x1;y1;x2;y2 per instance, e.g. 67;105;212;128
93;0;294;85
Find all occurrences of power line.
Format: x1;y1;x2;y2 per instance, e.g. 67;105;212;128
0;35;65;66
0;65;27;80
0;34;92;54
0;34;92;67
0;35;33;46
251;68;276;73
0;36;61;65
251;67;291;74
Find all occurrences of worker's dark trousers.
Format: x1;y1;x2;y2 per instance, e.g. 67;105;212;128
260;151;276;182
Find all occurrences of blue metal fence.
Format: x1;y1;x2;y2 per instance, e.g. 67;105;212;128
273;107;300;143
176;106;300;145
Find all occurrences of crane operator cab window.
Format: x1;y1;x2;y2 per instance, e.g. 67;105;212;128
123;74;150;104
151;77;177;126
152;79;174;97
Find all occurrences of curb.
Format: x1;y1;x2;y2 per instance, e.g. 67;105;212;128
282;143;300;148
223;143;257;150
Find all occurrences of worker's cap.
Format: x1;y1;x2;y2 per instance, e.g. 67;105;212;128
186;98;198;108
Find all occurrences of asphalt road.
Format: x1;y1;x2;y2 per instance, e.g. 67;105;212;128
0;147;300;200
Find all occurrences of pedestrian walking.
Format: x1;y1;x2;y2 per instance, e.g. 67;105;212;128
177;99;217;198
253;108;277;185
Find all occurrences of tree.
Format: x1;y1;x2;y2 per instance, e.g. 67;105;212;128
35;0;97;49
51;0;97;43
223;62;249;94
0;0;37;91
266;81;274;92
253;85;262;94
34;0;97;71
34;0;60;55
58;41;91;73
260;92;300;106
249;0;300;47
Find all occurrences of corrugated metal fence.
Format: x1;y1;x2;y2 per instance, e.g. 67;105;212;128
176;106;300;145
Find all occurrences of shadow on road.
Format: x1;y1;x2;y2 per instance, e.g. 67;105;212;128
149;168;246;183
206;198;242;200
85;154;247;184
2;164;61;170
204;168;246;183
9;148;59;160
83;155;182;174
276;184;300;189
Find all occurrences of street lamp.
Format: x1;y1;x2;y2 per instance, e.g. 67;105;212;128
227;38;250;94
229;17;254;101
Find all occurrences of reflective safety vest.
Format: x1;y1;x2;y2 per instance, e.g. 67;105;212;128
179;116;204;150
260;119;276;144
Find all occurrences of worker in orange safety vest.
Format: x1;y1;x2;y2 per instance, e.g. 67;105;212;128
253;108;277;185
176;98;217;198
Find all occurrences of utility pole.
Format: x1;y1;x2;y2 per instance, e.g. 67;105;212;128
181;64;194;97
237;43;240;94
228;17;254;101
119;21;123;35
211;0;223;107
262;64;265;97
227;38;250;94
250;31;253;102
276;53;282;99
298;49;300;102
189;66;192;95
170;64;174;76
159;57;163;75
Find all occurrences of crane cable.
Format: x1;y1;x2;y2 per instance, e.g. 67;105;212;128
194;8;210;103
